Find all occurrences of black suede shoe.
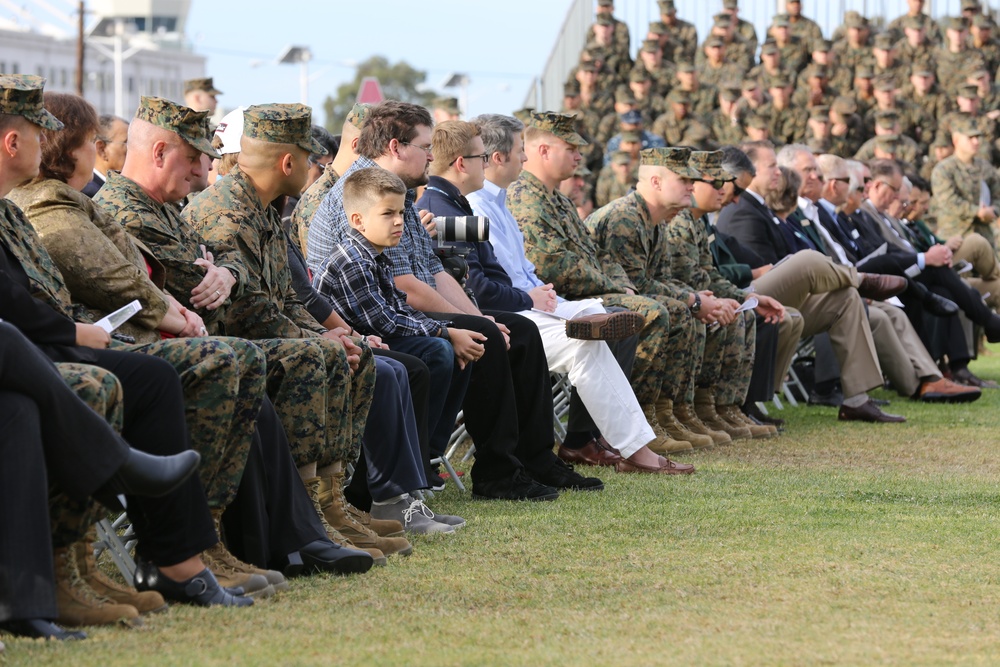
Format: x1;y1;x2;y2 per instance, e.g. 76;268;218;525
472;470;559;501
0;619;86;641
297;539;374;576
533;459;604;492
98;449;201;507
134;557;253;607
808;388;843;407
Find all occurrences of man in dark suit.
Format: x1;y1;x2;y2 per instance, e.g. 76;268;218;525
82;115;128;198
717;142;906;422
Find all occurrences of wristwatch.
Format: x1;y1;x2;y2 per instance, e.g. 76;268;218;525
689;292;701;314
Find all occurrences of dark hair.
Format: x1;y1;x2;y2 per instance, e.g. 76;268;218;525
739;140;775;165
97;114;126;141
309;124;339;163
766;166;801;214
907;173;931;194
869;158;901;180
39;93;99;183
357;100;433;160
720;145;755;178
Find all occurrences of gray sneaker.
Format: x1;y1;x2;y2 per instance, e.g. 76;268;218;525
371;497;455;535
407;495;465;529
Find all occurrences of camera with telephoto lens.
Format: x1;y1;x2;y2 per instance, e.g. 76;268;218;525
434;216;490;246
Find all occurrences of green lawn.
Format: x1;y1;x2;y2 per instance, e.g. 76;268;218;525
7;355;1000;666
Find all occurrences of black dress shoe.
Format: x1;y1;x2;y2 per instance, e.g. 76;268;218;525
133;557;253;607
472;470;559;501
923;291;959;317
838;399;906;422
743;403;785;429
0;619;86;641
98;449;201;502
296;539;374;576
985;316;1000;344
951;367;1000;389
533;459;604;492
808;388;844;407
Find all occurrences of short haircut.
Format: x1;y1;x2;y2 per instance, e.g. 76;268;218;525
471;114;523;159
357;100;432;160
97;114;127;141
429;120;480;175
844;159;866;192
0;112;26;136
309;124;338;163
720;145;755;178
766;166;801;214
776;143;813;169
869;158;902;180
39;92;99;183
816;153;846;178
342;167;407;218
739;140;775;165
908;173;931;193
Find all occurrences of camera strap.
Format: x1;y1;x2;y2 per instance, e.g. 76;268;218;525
424;186;474;215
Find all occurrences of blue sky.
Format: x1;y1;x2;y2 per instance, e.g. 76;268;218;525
185;1;574;123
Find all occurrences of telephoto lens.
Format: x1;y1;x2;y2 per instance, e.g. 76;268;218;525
433;216;490;243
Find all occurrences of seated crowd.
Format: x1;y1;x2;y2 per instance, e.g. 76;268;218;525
4;0;1000;648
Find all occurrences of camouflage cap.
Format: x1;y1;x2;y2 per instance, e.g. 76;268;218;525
597;0;614;7
901;15;925;30
844;11;867;28
855;66;875;79
713;13;732;28
242;103;327;155
676;61;696;73
806;64;829;79
346;102;372;130
911;66;934;77
873;33;895;50
740;78;759;91
648;21;669;35
513;107;535;123
578;61;599;74
874;76;898;91
595;14;615;26
705;36;726;48
573;164;592;177
620;129;643;143
874;109;900;128
610;150;632;165
720;87;740;102
932;132;954;148
657;0;677;14
667;89;692;104
723;0;738;9
526;111;589;146
972;14;993;28
640;38;661;53
135;96;219;158
583;44;608;60
812;38;833;52
629;67;652;82
772;14;791;28
953;115;984;136
0;75;62;131
768;75;792;89
760;41;779;55
745;114;770;130
874;134;900;150
961;0;981;9
809;105;831;120
957;82;981;98
615;87;637;104
640;147;701;178
944;16;968;31
563;80;581;96
689;150;734;181
831;95;858;115
184;77;223;95
433;96;461;113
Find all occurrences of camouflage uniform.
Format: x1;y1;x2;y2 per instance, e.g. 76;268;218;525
887;12;942;44
182;110;374;467
291;163;338;260
854;133;921;164
760;102;808;145
930;153;1000;245
787;15;823;44
594;158;636;207
0;194;255;509
683;83;720;119
709;108;745;146
507;130;690;412
651;102;713;147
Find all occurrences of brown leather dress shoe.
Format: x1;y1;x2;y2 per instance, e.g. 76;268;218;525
838;399;906;423
557;438;622;467
616;457;695;475
917;377;982;403
856;273;907;301
566;311;645;341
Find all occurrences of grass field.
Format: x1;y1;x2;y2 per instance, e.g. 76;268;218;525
6;355;1000;666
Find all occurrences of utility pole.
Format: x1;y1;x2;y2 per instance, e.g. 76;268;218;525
75;1;84;95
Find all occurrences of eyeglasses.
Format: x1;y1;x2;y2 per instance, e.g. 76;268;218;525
876;179;899;193
451;153;489;166
400;141;434;155
731;183;745;198
704;179;727;189
829;177;851;185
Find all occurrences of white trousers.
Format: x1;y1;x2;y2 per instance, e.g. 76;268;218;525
519;304;654;458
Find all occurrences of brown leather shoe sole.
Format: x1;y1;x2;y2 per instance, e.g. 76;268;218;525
566;311;645;341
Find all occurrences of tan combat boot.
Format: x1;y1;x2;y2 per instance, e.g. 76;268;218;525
718;404;776;438
73;529;166;614
643;406;693;454
673;401;732;446
202;509;286;597
656;397;714;449
695;388;751;440
54;545;141;628
304;476;387;566
318;472;413;558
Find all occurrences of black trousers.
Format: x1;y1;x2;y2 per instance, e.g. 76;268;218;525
745;318;779;403
433;311;558;482
0;323;130;621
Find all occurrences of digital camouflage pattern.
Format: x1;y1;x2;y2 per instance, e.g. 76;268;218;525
243;103;326;155
0;74;63;130
291;164;339;259
134;96;220;158
184;77;222;95
526;111;589;146
930;154;1000;244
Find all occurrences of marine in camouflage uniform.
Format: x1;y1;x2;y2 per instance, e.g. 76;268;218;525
0;192;255;510
181;103;374;468
508;113;695;424
651;90;713;147
653;0;698;62
594;151;636;207
930;119;1000;246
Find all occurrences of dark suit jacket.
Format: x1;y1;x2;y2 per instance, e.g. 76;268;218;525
716;191;791;264
81;172;105;199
